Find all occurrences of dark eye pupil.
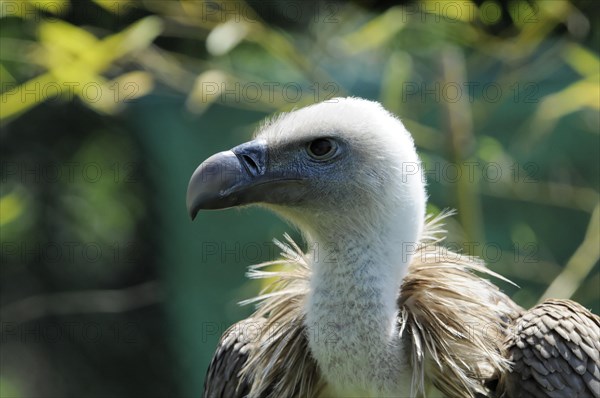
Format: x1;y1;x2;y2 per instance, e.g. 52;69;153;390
310;139;332;157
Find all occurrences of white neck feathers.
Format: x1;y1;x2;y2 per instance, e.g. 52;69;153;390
304;166;426;396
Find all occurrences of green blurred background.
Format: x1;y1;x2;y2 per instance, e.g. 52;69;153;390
1;0;598;397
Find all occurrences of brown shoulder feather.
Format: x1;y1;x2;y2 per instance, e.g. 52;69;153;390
498;298;600;398
203;318;265;398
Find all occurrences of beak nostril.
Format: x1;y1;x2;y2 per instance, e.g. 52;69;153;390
241;154;260;176
231;139;267;177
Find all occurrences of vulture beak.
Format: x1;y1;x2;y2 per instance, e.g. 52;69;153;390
186;140;268;219
187;139;302;220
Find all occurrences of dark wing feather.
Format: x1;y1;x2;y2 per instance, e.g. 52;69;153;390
500;299;600;398
203;318;266;398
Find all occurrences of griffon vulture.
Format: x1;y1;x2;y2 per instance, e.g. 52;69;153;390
186;97;600;398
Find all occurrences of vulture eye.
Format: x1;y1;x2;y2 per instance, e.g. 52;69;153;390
307;138;337;160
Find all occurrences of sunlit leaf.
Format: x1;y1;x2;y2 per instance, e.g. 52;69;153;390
380;51;413;113
99;15;163;61
535;0;571;21
0;73;57;120
38;19;99;62
342;6;408;53
536;77;600;121
0;190;24;226
563;43;600;78
1;16;163;121
206;20;250;56
91;0;135;14
96;71;154;113
186;69;229;114
540;204;600;301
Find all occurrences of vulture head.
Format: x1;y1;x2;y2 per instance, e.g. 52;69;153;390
187;97;426;251
188;98;431;394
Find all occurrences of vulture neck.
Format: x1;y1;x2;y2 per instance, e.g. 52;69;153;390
303;200;424;395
